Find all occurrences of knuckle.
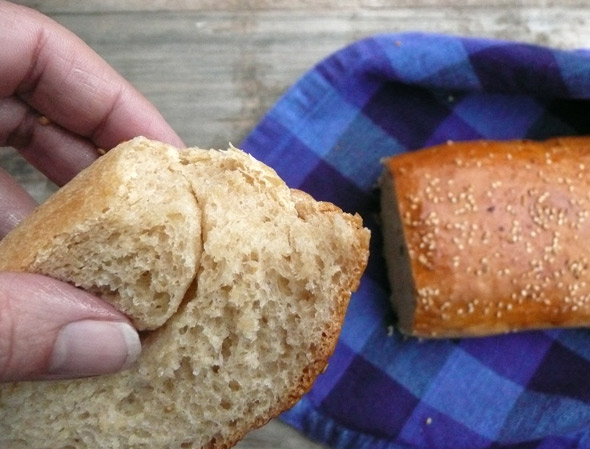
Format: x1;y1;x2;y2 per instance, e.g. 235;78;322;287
0;97;36;149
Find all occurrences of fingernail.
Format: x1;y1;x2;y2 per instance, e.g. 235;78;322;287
49;320;141;378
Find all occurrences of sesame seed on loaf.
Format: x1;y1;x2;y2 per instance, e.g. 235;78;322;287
0;137;370;449
380;137;590;338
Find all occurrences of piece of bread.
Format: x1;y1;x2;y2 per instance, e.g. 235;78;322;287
0;137;370;448
380;137;590;338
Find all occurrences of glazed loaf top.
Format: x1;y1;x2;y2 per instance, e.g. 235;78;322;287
381;137;590;338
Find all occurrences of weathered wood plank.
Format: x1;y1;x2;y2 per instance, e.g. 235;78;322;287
35;9;590;151
238;419;328;449
12;0;590;13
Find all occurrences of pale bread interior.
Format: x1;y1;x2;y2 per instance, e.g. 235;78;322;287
0;137;370;449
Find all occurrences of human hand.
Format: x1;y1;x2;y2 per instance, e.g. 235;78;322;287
0;1;183;382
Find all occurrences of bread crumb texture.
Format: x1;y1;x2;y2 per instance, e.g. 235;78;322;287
0;137;370;448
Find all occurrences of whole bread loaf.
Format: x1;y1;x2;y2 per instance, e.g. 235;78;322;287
380;137;590;338
0;137;370;448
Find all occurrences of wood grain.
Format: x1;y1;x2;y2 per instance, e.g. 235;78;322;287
12;0;590;13
3;1;590;447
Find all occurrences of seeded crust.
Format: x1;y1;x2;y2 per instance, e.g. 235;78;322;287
0;137;370;448
380;137;590;338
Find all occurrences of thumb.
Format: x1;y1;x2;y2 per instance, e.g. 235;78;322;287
0;272;141;382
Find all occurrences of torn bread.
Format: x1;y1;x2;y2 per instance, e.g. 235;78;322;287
380;137;590;338
0;137;370;449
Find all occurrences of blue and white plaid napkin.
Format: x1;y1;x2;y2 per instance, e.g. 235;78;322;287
241;33;590;449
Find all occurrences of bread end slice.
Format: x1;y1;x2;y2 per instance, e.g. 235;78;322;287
0;137;370;449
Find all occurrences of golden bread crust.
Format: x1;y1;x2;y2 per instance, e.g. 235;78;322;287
381;137;590;338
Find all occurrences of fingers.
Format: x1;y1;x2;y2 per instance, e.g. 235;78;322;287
0;96;100;186
0;2;184;233
0;272;141;382
0;1;183;171
0;166;37;238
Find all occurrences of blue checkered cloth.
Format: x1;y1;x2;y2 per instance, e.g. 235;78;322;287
241;33;590;449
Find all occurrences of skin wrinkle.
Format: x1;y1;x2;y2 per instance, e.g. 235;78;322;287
24;37;108;139
0;96;99;187
31;47;105;136
0;96;29;145
0;167;36;238
0;292;16;381
2;212;25;235
2;98;37;150
89;81;126;146
14;15;50;101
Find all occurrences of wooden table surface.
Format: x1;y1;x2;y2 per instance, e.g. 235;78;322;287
4;1;590;447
